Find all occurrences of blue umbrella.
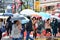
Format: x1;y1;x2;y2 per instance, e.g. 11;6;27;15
38;12;50;20
3;13;13;16
11;15;29;24
21;19;29;24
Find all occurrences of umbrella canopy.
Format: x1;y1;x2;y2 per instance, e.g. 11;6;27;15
38;12;50;20
31;13;39;16
20;9;36;16
7;5;12;9
13;13;22;17
3;13;13;16
0;16;9;19
11;15;29;24
31;13;41;19
0;13;4;16
31;14;40;17
51;15;60;22
55;13;60;18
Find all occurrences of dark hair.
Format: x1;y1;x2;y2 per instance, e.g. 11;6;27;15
53;18;57;22
14;20;18;24
0;19;3;22
36;18;38;20
47;18;50;21
27;16;30;19
32;17;36;20
7;16;11;22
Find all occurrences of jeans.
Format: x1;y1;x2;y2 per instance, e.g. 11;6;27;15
26;31;34;40
12;38;22;40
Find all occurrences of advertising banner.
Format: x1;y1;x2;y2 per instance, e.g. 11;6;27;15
34;1;40;12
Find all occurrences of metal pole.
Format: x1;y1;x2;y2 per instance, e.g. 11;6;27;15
33;0;34;10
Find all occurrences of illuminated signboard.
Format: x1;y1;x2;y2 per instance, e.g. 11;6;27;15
34;1;40;11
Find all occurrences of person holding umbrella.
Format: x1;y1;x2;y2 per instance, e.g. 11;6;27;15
11;20;22;40
6;16;12;36
26;16;34;40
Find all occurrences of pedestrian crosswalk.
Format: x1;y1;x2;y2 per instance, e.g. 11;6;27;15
2;31;60;40
1;37;60;40
34;38;60;40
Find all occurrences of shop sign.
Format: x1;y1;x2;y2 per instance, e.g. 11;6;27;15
34;1;40;11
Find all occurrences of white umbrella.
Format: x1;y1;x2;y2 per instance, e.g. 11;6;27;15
0;16;9;19
0;13;4;16
13;13;20;17
55;13;59;16
54;9;60;13
51;15;60;19
20;9;37;16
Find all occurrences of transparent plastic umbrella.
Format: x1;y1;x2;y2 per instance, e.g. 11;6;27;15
3;13;13;16
11;15;29;24
20;9;36;16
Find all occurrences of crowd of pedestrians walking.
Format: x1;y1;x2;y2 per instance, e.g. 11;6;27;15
0;16;60;40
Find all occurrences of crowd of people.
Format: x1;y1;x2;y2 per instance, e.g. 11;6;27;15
0;16;60;40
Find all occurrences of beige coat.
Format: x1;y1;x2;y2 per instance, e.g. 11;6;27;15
45;21;51;29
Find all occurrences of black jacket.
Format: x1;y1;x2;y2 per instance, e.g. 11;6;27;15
26;20;33;31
